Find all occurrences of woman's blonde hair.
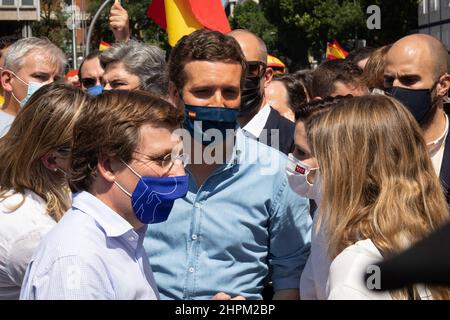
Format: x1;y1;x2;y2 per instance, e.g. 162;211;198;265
0;82;87;221
362;44;392;90
307;95;450;299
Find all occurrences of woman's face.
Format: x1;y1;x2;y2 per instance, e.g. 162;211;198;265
102;61;141;91
293;120;319;183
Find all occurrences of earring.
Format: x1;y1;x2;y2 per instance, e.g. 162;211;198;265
54;168;58;172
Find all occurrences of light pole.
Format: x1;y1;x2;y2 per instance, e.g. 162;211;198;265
85;0;113;56
71;0;77;69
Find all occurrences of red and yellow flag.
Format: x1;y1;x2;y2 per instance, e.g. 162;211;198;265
99;40;111;51
326;39;349;60
147;0;231;47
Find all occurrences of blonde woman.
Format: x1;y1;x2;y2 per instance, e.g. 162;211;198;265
0;82;86;299
306;95;450;299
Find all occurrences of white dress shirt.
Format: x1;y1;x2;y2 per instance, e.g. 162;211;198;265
429;113;448;176
20;191;159;300
0;190;55;300
242;104;271;140
299;209;331;300
0;110;15;138
327;239;432;300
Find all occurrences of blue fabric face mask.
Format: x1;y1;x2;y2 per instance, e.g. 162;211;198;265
115;161;189;224
10;72;46;107
87;85;104;96
183;104;239;146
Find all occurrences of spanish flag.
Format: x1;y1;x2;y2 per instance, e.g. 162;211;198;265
326;39;349;60
99;40;111;51
147;0;231;47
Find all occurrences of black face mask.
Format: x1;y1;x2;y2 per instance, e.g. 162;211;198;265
239;75;263;117
385;82;440;125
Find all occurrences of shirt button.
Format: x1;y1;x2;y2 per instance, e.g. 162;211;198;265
128;236;137;242
189;267;195;273
191;234;198;240
194;202;201;208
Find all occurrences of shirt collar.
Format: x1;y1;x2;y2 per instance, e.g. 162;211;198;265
428;113;449;152
242;104;271;139
72;191;137;238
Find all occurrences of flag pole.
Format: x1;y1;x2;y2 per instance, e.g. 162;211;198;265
85;0;113;56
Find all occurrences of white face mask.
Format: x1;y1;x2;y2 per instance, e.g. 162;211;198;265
286;153;322;203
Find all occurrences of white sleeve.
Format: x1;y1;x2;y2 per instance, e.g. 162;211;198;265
6;226;53;286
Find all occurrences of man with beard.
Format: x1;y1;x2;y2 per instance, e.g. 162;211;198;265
384;34;450;203
229;29;295;155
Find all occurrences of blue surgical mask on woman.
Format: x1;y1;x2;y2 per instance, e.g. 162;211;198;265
114;160;189;224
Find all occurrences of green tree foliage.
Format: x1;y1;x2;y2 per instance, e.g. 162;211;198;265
229;0;278;56
358;0;419;46
32;0;71;54
231;0;418;70
260;0;364;69
87;0;168;50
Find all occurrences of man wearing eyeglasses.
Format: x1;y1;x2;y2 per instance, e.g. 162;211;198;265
229;29;295;155
20;90;189;300
145;29;311;301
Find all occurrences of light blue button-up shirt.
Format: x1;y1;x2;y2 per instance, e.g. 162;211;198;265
144;129;312;300
20;191;159;300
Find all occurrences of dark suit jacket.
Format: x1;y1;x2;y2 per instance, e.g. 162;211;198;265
258;106;295;155
440;122;450;204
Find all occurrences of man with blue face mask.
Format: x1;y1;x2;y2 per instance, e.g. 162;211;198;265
20;90;188;300
0;37;66;137
145;29;312;300
384;34;450;203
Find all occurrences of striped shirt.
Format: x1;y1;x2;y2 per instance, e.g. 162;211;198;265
20;191;159;300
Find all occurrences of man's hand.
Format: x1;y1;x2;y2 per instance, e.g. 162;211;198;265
212;292;246;300
109;0;130;42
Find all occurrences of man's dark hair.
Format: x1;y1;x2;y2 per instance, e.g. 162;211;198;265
346;47;375;67
168;29;247;92
0;35;21;50
295;95;353;122
273;74;309;114
78;50;101;80
312;59;363;98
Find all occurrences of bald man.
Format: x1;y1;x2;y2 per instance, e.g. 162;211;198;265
385;34;450;203
229;29;295;155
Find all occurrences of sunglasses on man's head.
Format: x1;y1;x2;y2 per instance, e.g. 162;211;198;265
246;61;267;78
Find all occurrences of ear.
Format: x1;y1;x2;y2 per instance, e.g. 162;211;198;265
437;73;450;97
41;151;61;172
1;69;14;93
97;157;121;183
167;81;184;110
263;67;274;89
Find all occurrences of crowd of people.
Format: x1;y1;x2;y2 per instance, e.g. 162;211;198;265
0;2;449;300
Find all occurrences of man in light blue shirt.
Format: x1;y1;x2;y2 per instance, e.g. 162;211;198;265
144;30;312;300
20;90;188;299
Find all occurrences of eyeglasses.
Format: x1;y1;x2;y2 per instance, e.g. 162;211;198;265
247;61;267;77
132;150;190;176
80;77;101;89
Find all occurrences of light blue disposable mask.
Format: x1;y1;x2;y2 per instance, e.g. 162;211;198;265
87;85;104;96
10;72;47;107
